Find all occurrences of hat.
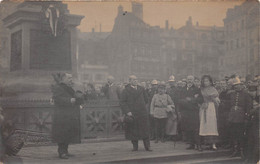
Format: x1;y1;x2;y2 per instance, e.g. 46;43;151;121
233;76;241;85
168;76;175;82
107;76;114;81
124;115;134;124
151;80;158;85
158;81;166;88
227;78;234;85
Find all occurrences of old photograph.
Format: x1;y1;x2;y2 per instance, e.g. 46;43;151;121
0;0;259;163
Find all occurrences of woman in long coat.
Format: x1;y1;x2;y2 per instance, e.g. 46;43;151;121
51;73;83;159
199;75;220;150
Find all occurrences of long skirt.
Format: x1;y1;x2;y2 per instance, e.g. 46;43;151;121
166;113;178;136
199;102;219;143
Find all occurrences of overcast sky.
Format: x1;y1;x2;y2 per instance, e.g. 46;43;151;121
67;1;244;32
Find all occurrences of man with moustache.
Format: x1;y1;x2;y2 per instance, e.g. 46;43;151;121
120;75;152;151
51;73;84;159
178;75;204;150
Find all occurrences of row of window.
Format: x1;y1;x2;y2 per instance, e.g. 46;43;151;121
225;55;247;66
82;73;106;82
131;62;161;73
226;38;245;50
226;19;245;34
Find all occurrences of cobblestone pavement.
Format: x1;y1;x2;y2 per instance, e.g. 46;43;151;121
12;140;231;164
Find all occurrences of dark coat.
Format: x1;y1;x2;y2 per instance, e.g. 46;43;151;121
178;85;203;131
120;85;150;140
227;90;253;123
147;88;157;113
167;86;179;106
218;90;231;140
102;83;121;100
51;83;83;144
244;99;259;163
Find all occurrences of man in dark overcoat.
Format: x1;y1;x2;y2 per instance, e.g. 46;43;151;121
218;80;231;147
101;76;121;100
227;77;253;158
178;75;203;149
51;73;83;159
120;75;152;151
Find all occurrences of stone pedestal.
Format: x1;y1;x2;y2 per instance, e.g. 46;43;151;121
2;1;84;100
0;2;84;137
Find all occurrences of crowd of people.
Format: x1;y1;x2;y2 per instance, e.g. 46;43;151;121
0;73;259;163
119;74;259;164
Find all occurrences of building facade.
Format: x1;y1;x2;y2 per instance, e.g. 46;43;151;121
161;17;224;80
78;2;260;82
223;0;259;77
104;4;163;82
78;61;109;85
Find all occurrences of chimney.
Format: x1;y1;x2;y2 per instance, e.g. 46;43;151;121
165;20;169;30
118;5;123;15
186;16;192;26
132;2;143;20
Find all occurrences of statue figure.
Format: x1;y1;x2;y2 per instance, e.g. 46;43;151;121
45;4;60;37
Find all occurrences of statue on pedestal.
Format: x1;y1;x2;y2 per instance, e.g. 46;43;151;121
45;4;60;37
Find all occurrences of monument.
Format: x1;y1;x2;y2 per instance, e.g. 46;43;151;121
0;1;84;140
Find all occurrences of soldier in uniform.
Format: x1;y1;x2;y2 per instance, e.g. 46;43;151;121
227;77;253;157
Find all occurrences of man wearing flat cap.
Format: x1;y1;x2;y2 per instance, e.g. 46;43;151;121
120;75;152;151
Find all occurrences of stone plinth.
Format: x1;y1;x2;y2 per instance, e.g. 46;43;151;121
2;1;84;100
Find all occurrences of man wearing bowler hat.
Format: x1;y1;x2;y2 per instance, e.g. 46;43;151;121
120;75;152;151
